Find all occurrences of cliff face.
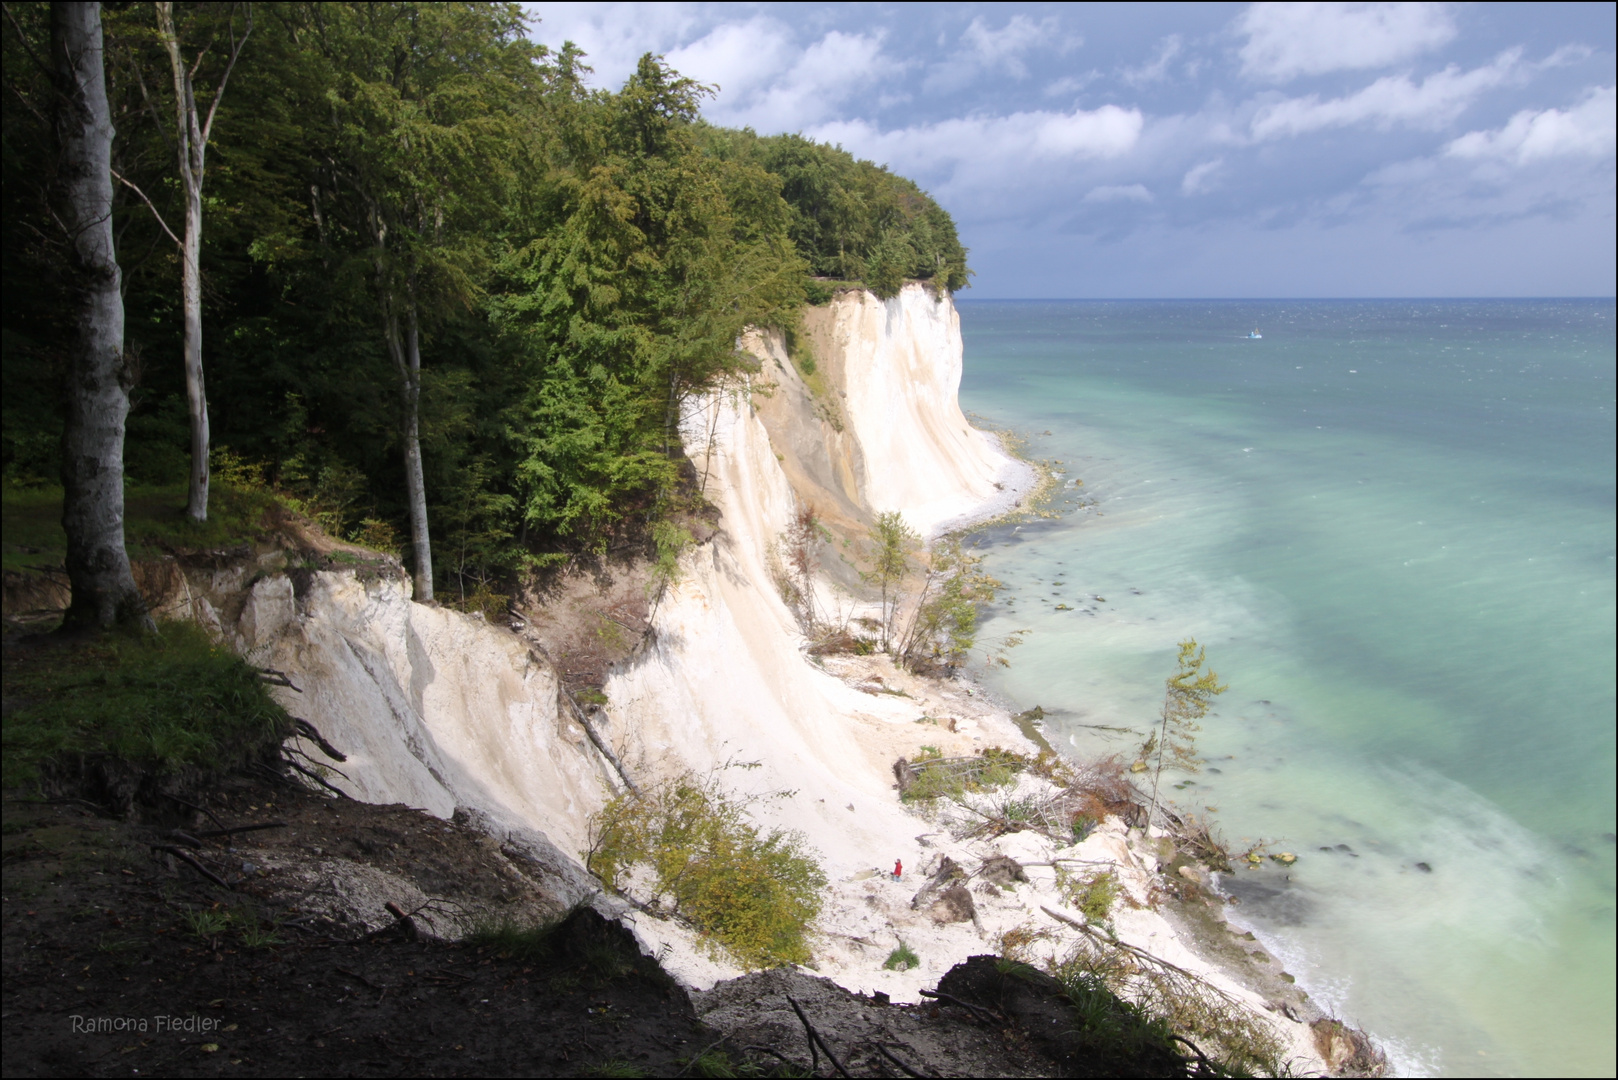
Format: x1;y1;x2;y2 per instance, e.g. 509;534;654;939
26;283;1033;984
748;284;1026;539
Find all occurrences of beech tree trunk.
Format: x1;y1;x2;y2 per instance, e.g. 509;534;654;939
154;2;250;523
401;298;433;602
379;286;433;603
51;1;147;630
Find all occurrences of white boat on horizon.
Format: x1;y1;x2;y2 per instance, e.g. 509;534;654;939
1247;329;1263;339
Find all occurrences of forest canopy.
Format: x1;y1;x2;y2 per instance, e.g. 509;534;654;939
1;1;968;602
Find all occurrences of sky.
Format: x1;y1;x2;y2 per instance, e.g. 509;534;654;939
524;2;1617;298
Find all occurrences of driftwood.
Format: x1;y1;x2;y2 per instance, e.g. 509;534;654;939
918;988;998;1026
160;792;226;831
383;900;419;941
256;667;302;692
873;1041;935;1079
785;994;852;1079
292;717;345;761
150;843;229;888
560;686;639;795
197;822;288;839
282;758;354;799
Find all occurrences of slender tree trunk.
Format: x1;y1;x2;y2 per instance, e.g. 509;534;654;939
156;1;209;521
178;168;208;520
401;297;433;602
51;1;147;631
155;3;249;522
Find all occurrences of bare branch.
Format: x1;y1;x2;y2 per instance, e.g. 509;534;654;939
200;2;251;144
110;167;182;249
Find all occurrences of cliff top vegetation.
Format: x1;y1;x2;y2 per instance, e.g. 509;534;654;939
1;0;969;612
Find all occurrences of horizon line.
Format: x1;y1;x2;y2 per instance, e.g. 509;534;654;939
954;295;1618;302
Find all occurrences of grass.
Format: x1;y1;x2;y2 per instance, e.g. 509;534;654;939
462;914;561;963
1;619;293;790
184;908;232;939
1;480;278;572
883;940;920;971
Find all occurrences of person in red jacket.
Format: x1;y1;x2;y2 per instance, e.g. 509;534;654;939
892;858;903;881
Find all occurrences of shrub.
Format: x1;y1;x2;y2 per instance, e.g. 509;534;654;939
1059;867;1121;924
587;773;827;969
884;941;920;971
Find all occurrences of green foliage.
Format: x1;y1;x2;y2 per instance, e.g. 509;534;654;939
1;620;292;788
884;941;920;970
650;519;695;593
184;908;232;939
587;772;827;969
900;747;1024;803
1;3;971;598
863;510;918;651
1146;640;1229;820
896;538;1003;671
700;129;970;294
1059;867;1122;924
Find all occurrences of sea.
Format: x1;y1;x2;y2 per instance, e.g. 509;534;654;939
956;299;1616;1078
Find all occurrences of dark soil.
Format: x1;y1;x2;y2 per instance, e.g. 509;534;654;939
0;782;724;1078
1;774;1205;1078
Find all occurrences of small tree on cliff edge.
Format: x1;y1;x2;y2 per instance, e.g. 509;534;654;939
866;511;917;652
1146;640;1227;825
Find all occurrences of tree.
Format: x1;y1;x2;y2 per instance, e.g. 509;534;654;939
498;53;804;548
48;1;148;630
298;1;541;601
866;510;917;652
895;538;1001;670
1145;640;1227;824
147;1;251;522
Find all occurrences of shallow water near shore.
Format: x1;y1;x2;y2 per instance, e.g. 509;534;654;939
957;299;1616;1077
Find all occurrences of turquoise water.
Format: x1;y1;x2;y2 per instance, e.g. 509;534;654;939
957;300;1616;1077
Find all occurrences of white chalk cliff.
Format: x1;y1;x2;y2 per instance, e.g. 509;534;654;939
157;282;1324;1069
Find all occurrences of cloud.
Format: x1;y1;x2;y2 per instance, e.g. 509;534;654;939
1044;72;1102;98
527;2;707;88
1084;184;1153;203
1237;2;1458;82
700;30;899;131
1445;86;1616;164
808;104;1144;198
925;15;1080;92
961;14;1079;78
1251;52;1521;139
1181;158;1225;195
664;18;795;100
1121;35;1184;88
